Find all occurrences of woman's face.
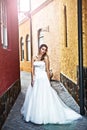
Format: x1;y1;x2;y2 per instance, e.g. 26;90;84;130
40;46;47;55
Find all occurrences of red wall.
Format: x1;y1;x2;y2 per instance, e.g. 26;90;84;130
0;0;20;96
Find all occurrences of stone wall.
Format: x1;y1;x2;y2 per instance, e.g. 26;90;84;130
60;73;79;103
60;68;87;113
0;80;21;129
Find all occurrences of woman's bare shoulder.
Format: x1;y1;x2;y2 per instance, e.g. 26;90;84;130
44;55;49;61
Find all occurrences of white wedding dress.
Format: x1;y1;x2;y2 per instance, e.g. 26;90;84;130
21;61;82;124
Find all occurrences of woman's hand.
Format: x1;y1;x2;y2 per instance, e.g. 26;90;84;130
31;80;33;87
31;75;35;87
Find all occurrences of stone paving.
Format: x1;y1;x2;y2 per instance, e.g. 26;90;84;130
1;71;87;130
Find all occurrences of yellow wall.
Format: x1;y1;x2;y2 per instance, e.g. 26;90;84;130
19;19;31;72
31;0;87;82
83;0;87;66
60;0;87;83
19;0;87;82
32;0;61;80
59;0;78;83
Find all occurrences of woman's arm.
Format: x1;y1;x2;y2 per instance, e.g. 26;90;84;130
44;55;50;80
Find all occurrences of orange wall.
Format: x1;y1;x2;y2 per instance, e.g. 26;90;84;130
19;0;87;83
19;19;31;72
31;0;87;82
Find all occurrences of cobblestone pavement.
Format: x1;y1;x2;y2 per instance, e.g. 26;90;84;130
2;71;87;130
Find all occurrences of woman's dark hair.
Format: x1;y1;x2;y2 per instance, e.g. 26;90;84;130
39;44;48;60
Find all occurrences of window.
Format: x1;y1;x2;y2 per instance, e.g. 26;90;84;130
38;29;44;48
26;34;31;61
0;0;8;48
20;37;24;61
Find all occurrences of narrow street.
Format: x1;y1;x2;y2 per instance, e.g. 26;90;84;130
2;71;87;130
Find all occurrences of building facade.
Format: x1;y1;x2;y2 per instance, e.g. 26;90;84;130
0;0;20;128
19;0;87;112
19;18;31;72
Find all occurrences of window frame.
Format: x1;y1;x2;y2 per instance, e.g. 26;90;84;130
0;0;8;49
38;28;44;49
20;37;24;61
26;34;31;61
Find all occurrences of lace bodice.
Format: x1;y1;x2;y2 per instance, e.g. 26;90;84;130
33;61;46;72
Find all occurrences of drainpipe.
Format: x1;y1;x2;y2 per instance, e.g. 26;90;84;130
30;15;33;59
77;0;85;115
29;0;33;58
29;0;33;82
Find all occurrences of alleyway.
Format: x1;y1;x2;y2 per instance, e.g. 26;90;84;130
2;71;87;130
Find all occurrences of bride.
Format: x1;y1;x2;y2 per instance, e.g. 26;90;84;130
21;44;82;124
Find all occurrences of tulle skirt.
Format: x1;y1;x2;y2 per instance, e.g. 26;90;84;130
21;71;82;124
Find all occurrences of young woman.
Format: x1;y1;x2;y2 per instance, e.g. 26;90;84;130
21;44;82;124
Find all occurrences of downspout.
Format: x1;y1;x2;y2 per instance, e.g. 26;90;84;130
29;0;33;58
29;0;33;82
77;0;85;115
